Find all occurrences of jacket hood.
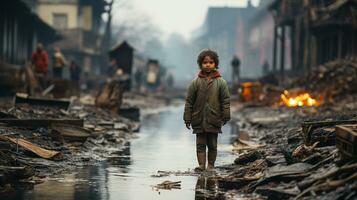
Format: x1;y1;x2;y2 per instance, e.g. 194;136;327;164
198;70;221;80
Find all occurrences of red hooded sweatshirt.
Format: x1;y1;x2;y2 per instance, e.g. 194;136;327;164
198;70;221;80
32;50;48;73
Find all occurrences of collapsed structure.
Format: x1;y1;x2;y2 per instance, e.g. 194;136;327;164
269;0;357;77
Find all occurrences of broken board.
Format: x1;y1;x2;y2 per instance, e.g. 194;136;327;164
0;136;59;159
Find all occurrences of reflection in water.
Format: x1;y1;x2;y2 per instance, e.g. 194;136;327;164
1;105;236;200
195;177;219;200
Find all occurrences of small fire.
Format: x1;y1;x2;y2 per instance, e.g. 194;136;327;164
281;90;318;107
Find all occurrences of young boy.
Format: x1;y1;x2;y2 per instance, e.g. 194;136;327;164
184;49;230;172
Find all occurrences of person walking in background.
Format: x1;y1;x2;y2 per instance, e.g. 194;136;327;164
53;47;67;78
262;60;270;75
70;61;81;96
231;55;241;85
184;49;230;172
31;43;49;89
32;43;48;75
70;61;81;82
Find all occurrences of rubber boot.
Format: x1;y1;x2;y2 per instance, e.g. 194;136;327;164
194;152;206;172
207;150;217;171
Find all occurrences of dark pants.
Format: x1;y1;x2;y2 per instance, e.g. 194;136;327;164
53;68;63;78
196;133;218;154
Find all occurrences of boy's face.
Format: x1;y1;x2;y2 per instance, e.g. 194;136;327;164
201;56;216;73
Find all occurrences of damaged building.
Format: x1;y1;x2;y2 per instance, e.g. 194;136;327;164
32;0;111;77
193;2;257;79
269;0;357;77
0;0;60;94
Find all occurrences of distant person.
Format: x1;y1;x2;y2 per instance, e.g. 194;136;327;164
184;49;230;172
166;73;174;89
31;43;48;89
262;60;270;75
32;43;48;75
70;61;81;96
69;61;81;82
134;69;143;89
107;59;118;77
53;47;67;78
231;55;241;84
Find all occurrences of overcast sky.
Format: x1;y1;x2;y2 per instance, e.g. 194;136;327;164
113;0;260;40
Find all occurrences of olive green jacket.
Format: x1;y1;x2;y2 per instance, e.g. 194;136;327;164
183;76;230;133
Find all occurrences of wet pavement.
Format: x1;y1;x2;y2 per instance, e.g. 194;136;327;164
1;105;237;200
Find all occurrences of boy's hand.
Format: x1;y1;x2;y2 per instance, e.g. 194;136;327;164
185;123;191;130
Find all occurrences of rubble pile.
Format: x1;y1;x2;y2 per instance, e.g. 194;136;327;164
218;103;357;199
0;96;139;192
297;59;357;101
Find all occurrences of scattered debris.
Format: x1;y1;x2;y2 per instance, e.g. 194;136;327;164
0;119;84;128
155;180;181;190
15;93;71;110
51;124;91;143
335;124;357;160
301;119;357;145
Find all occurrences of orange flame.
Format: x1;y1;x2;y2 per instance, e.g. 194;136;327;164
281;90;318;107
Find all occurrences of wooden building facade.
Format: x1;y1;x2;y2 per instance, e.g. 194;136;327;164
0;0;59;65
269;0;357;77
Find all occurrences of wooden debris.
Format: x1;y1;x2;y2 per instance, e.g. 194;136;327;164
0;118;83;128
51;124;91;142
292;142;319;159
0;136;60;159
233;138;264;151
234;151;262;165
96;80;124;112
301;119;357;145
255;187;299;199
0;165;34;180
0;112;16;119
156;180;181;190
15;93;71;110
295;163;357;199
335;124;357;160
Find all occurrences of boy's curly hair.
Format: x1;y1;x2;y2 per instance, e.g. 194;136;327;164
197;49;219;69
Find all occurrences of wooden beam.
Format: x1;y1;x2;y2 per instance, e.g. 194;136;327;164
15;94;71;110
0;119;83;128
301;120;357;145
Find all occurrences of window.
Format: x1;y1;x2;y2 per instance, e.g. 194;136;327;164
52;13;68;29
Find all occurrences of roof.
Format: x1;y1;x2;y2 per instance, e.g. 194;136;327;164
109;41;135;53
311;0;357;27
2;0;61;44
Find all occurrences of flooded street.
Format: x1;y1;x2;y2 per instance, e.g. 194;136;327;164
2;105;237;200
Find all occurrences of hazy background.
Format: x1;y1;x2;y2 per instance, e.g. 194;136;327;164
111;0;261;87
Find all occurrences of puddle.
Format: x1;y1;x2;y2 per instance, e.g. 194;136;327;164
1;105;237;200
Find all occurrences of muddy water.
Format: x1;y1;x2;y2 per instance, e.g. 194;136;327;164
3;105;237;200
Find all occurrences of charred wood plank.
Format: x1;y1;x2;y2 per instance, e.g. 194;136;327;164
301;120;357;145
0;112;16;119
335;124;357;160
15;93;70;110
0;136;60;159
0;119;83;128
